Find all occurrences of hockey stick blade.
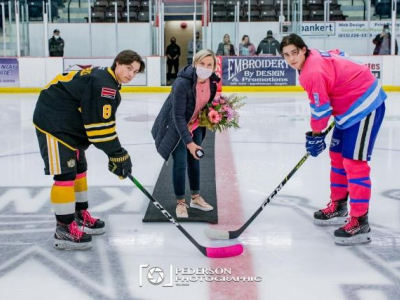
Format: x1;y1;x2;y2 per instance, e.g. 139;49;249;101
204;121;335;240
206;244;243;258
204;228;230;240
127;174;243;258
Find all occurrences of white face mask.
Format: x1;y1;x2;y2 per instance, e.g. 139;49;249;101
385;29;390;34
54;35;60;39
196;66;212;80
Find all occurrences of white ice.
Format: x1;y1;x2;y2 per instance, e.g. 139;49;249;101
0;92;399;300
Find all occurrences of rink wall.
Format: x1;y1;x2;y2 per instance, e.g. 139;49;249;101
0;55;399;92
25;21;400;57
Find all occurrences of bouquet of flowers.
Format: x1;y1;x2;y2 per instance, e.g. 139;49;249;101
198;94;245;132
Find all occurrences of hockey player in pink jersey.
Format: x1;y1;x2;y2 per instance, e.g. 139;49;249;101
280;34;386;245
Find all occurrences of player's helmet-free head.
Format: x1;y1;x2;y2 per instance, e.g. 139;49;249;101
111;50;146;74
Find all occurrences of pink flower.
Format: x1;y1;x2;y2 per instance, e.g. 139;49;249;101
212;100;219;106
208;110;222;124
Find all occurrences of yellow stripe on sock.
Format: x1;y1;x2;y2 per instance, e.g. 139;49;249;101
74;176;88;193
51;185;76;204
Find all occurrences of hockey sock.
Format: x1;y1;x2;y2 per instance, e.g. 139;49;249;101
51;180;76;224
343;158;371;217
75;172;89;211
330;151;348;201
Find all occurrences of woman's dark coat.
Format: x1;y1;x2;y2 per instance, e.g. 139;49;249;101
151;65;220;160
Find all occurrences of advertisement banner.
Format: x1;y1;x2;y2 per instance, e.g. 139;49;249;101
63;58;147;86
0;58;19;87
352;56;383;80
335;21;400;39
215;56;223;92
221;56;296;86
301;22;336;36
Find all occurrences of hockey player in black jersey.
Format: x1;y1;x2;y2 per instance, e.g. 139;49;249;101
33;50;145;250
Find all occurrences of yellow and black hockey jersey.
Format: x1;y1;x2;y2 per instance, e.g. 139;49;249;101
33;67;123;156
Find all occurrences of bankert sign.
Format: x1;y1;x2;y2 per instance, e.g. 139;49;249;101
221;57;296;86
302;22;336;36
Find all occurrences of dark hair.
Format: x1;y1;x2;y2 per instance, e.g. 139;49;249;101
111;50;145;73
242;34;250;42
279;34;310;58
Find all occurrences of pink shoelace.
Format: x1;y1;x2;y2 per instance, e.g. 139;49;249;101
68;221;83;241
81;209;97;227
321;201;338;214
342;217;359;231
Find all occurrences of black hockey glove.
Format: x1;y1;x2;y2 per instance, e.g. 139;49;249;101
108;148;132;179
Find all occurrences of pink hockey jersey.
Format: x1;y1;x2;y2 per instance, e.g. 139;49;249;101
299;49;387;132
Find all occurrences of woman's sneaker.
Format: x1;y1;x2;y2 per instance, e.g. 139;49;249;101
54;221;92;250
314;199;348;226
176;202;189;218
75;209;105;235
190;196;213;212
334;214;371;245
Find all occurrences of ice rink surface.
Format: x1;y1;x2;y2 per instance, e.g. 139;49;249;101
0;92;399;300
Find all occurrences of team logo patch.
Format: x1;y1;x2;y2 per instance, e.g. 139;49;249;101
101;87;116;99
67;159;76;168
330;138;340;148
313;93;320;106
318;50;331;57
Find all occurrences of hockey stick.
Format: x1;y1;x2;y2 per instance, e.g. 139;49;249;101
127;174;243;258
204;121;335;240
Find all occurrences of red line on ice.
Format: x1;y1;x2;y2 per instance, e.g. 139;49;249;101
209;131;259;300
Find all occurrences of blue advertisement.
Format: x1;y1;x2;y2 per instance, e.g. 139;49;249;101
221;56;296;86
0;58;19;87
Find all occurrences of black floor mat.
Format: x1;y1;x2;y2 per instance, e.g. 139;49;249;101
143;132;218;223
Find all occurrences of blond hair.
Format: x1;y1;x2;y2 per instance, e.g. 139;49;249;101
223;34;231;44
193;49;217;71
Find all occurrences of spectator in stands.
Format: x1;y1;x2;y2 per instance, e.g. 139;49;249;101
256;30;280;55
166;37;181;83
239;35;256;56
216;34;236;56
49;29;65;57
373;24;398;55
187;31;202;65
